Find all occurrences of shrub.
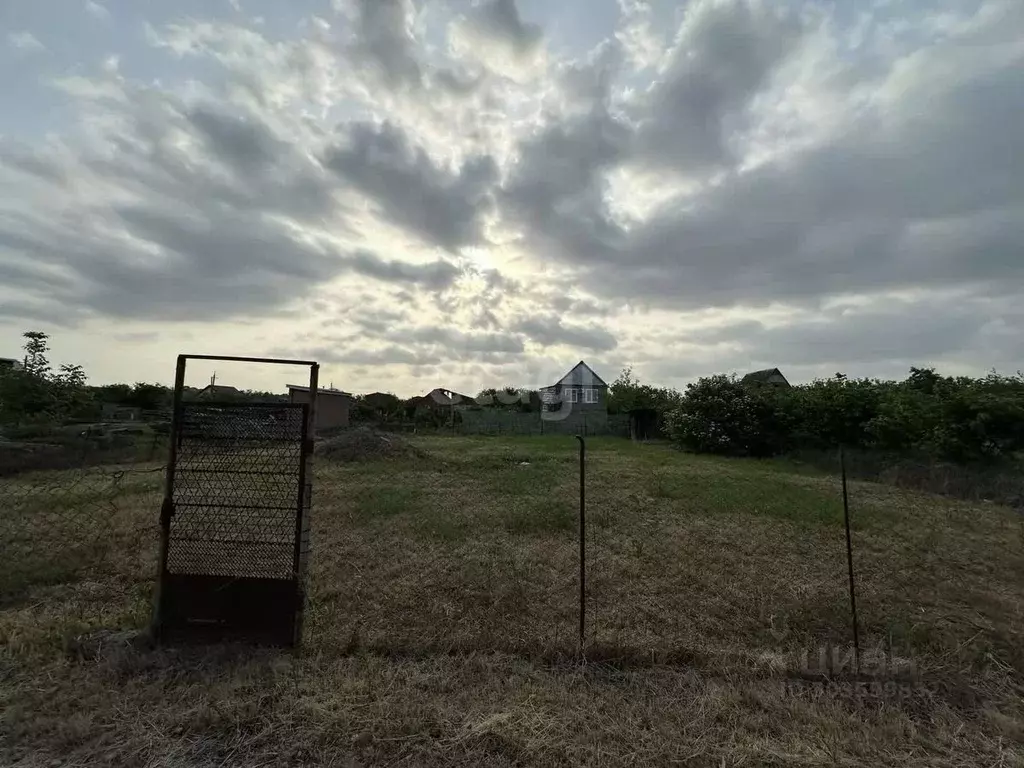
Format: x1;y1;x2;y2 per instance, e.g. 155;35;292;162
664;368;1024;465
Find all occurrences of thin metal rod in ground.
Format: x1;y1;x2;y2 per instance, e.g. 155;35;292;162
840;446;861;674
576;435;586;652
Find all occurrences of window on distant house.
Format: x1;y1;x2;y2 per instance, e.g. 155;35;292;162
583;387;598;403
567;387;579;403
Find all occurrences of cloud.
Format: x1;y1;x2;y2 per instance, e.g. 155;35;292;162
0;70;472;325
404;326;525;355
615;0;664;71
8;32;44;52
288;344;442;368
184;104;287;176
341;0;423;90
503;0;1024;315
693;297;984;367
460;0;542;58
113;331;160;343
512;315;617;352
631;0;802;174
85;1;110;20
3;0;1024;392
322;121;498;251
347;250;462;291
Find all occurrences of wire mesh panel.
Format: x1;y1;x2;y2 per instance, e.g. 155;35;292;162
155;402;312;645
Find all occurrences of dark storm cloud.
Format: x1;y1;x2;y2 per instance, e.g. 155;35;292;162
348;249;462;291
511;315;617;352
502;104;629;267
632;0;802;173
323;120;498;251
184;104;286;175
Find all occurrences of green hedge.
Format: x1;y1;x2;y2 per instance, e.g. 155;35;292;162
664;369;1024;463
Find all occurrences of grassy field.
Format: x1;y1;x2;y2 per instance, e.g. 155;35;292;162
2;436;1023;766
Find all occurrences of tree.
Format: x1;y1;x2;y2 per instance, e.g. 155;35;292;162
607;366;682;414
663;374;779;456
21;331;51;378
125;383;170;411
93;383;133;404
0;331;89;425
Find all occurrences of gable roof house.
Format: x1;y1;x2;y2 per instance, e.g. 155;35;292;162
196;383;242;399
411;388;477;410
741;368;791;388
540;361;609;413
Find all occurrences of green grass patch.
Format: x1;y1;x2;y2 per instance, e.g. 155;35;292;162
486;464;560;496
504;498;575;535
351;485;422;521
409;505;472;542
3;435;1024;767
647;469;869;528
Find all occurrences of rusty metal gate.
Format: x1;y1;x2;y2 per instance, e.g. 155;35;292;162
153;355;318;646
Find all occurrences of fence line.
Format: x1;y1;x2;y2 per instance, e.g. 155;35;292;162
2;429;1012;670
372;411;631;437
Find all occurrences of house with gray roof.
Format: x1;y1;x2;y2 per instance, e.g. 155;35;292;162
540;361;609;413
741;368;790;388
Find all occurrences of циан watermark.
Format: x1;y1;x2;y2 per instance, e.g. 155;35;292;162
780;642;926;701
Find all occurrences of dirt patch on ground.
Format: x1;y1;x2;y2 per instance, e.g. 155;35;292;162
316;427;425;462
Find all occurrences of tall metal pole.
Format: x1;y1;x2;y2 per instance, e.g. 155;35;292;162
576;435;586;653
152;354;187;639
840;446;861;675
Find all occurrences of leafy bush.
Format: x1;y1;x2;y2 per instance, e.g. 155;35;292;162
665;368;1024;464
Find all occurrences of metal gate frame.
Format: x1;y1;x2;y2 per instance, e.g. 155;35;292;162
152;354;319;646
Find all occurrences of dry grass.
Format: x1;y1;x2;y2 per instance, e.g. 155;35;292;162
2;436;1023;766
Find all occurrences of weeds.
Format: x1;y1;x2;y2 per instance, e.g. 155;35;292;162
1;436;1022;766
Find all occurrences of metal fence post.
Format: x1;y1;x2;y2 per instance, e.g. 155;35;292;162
151;355;186;639
576;435;586;653
840;446;861;675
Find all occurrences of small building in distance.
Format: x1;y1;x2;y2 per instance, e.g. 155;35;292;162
540;361;609;413
287;385;353;432
412;388;477;410
196;383;242;399
741;368;790;388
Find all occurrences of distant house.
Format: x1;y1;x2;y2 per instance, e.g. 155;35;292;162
196;383;242;399
540;361;609;413
741;368;790;388
0;357;23;371
413;388;476;410
287;385;353;431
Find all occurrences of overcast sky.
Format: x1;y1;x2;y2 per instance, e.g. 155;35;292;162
1;0;1021;395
